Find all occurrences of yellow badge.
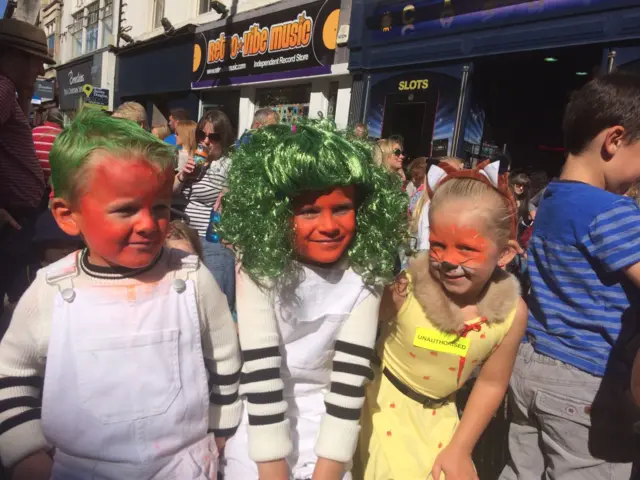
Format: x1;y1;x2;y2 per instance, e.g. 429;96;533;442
413;328;470;357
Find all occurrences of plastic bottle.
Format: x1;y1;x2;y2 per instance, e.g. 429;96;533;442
205;209;221;243
193;142;209;165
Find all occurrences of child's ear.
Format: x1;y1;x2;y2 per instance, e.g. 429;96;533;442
51;198;81;237
498;240;520;269
602;126;626;159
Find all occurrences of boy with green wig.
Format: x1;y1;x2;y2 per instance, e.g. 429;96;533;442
219;120;408;480
0;110;241;479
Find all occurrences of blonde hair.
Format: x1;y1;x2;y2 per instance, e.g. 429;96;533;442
429;177;513;248
112;102;149;130
174;120;197;155
166;221;203;259
152;124;171;140
409;157;465;234
373;138;401;171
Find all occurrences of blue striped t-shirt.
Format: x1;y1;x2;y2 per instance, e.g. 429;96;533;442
527;180;640;377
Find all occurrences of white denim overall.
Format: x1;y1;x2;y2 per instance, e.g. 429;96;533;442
224;264;371;480
41;251;218;480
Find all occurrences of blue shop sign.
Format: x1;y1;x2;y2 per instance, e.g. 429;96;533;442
363;0;634;43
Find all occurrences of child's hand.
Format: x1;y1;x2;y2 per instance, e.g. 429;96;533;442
432;445;478;480
11;450;52;480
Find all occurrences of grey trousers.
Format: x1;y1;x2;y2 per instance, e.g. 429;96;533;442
499;342;637;480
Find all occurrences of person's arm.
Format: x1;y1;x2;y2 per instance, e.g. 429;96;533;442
173;157;197;192
195;263;242;449
583;198;640;288
632;350;640;408
313;289;382;480
0;276;51;479
0;77;16;126
624;263;640;289
235;267;291;480
432;297;527;480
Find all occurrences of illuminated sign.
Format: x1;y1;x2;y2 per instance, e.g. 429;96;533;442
398;79;429;90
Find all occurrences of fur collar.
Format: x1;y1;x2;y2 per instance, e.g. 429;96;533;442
407;252;520;333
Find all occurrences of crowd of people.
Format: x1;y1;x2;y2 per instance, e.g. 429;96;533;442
1;15;640;480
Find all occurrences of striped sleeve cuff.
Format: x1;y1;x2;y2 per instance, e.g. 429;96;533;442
209;400;243;438
315;415;361;463
240;345;292;462
246;418;292;462
0;416;48;467
315;340;373;462
208;368;242;436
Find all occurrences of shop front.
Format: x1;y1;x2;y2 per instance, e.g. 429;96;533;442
348;0;640;170
192;0;351;135
56;49;114;120
115;25;200;124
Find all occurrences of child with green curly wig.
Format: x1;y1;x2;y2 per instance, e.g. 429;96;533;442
219;120;408;480
0;110;241;479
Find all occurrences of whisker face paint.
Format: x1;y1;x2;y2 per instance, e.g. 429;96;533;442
428;200;502;299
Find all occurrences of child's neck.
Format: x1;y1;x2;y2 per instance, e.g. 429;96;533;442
560;153;606;189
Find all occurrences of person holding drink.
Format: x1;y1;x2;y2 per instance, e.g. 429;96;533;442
173;109;236;311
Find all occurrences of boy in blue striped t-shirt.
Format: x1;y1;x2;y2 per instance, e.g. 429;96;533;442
501;72;640;480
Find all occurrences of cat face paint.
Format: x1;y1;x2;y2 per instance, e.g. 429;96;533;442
429;201;501;299
292;186;357;265
73;155;174;268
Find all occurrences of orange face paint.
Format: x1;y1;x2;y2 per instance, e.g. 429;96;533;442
74;155;174;268
429;224;490;272
292;186;357;265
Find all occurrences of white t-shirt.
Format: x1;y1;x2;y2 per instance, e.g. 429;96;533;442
417;202;431;251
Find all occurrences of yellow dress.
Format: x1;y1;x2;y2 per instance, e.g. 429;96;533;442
355;275;516;480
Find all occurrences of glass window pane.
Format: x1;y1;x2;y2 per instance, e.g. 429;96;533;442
71;11;83;56
255;85;311;124
153;0;165;29
199;0;210;14
102;0;113;47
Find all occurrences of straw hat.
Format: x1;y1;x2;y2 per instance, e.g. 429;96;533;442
0;18;55;64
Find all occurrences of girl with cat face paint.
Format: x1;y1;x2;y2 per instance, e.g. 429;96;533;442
355;160;528;480
218;121;407;480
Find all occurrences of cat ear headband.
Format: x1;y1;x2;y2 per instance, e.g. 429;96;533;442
426;157;518;240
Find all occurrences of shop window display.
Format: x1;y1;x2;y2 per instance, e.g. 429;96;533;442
256;85;311;124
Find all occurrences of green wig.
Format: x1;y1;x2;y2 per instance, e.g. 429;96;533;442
219;120;408;285
50;109;176;202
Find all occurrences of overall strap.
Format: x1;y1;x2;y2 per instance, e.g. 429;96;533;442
45;251;81;302
170;250;199;293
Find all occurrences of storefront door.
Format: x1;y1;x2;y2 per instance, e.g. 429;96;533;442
381;89;438;160
201;91;241;130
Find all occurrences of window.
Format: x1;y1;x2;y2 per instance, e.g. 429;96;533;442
256;85;311;124
86;2;99;53
153;0;165;29
71;11;83;57
45;20;56;57
47;35;55;56
199;0;210;14
101;0;113;47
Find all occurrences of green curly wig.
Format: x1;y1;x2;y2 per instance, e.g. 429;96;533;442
219;120;408;284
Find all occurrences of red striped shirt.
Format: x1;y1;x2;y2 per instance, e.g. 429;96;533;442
0;75;45;211
32;122;62;182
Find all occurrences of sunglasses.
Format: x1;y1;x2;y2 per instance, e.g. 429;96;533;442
196;129;221;143
393;148;404;156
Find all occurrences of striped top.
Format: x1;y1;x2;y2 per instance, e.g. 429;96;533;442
0;75;45;211
32;122;62;183
527;181;640;377
236;265;381;463
0;248;242;467
182;157;231;236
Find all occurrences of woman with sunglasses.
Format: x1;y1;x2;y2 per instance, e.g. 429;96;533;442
373;137;406;183
173;109;237;311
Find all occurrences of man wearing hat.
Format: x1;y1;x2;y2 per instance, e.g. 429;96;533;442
0;18;55;320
